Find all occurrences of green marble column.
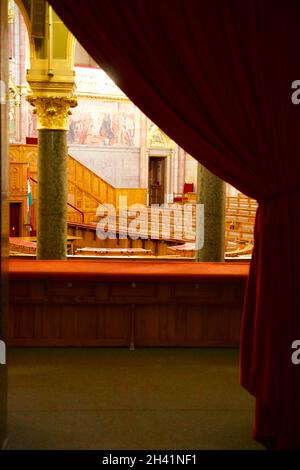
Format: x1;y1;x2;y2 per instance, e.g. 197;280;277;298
0;0;8;450
37;130;67;259
195;163;225;262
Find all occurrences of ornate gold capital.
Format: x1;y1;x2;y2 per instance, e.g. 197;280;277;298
8;0;14;23
26;95;77;130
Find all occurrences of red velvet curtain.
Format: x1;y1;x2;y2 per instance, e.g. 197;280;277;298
48;0;300;449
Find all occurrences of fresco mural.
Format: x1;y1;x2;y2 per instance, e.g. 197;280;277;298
27;97;139;147
67;99;139;147
26;66;140;147
66;66;140;146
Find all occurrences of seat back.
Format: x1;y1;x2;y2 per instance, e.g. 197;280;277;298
183;182;194;193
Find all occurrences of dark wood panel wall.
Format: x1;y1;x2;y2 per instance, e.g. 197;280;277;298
8;277;245;347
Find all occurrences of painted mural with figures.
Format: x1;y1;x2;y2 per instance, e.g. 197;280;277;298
27;65;141;147
68;99;140;147
70;66;140;147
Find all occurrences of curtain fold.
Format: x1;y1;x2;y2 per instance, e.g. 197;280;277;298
48;0;300;449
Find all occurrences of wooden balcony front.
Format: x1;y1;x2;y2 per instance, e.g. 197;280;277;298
8;259;249;348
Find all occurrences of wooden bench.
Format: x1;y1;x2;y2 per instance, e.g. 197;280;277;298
76;247;153;256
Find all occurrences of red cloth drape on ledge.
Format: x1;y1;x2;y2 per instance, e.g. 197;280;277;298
48;0;300;449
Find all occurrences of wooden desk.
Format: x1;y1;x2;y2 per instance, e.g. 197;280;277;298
10;236;82;255
75;247;153;256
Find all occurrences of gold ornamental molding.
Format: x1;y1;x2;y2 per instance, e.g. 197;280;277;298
147;124;175;150
75;92;130;102
8;0;14;23
27;95;77;130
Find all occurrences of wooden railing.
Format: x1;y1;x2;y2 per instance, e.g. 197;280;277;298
9;144;147;227
67;154;147;208
30;176;85;225
67;202;85;224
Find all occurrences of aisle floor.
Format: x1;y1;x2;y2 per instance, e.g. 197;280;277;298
7;348;264;450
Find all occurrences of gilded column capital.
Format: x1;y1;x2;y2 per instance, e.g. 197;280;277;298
8;0;14;23
26;95;77;131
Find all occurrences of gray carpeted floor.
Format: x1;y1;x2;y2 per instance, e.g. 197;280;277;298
7;347;264;450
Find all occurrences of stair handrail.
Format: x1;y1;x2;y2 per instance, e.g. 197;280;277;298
30;176;85;224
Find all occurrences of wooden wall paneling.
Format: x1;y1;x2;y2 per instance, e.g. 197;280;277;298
57;304;77;341
99;180;106;203
135;304;186;346
76;304;99;340
10;163;26;195
110;282;157;301
10;303;35;340
174;282;223;303
76;163;83;186
45;280;94;300
116;188;147;207
185;304;241;346
165;304;187;345
9;145;38;178
8;273;246;347
40;304;63;339
67;157;75;179
91;173;98;196
134;304;163;345
103;304;131;346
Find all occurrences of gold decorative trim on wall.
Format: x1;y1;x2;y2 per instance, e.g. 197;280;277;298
147;124;175;149
75;92;130;102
